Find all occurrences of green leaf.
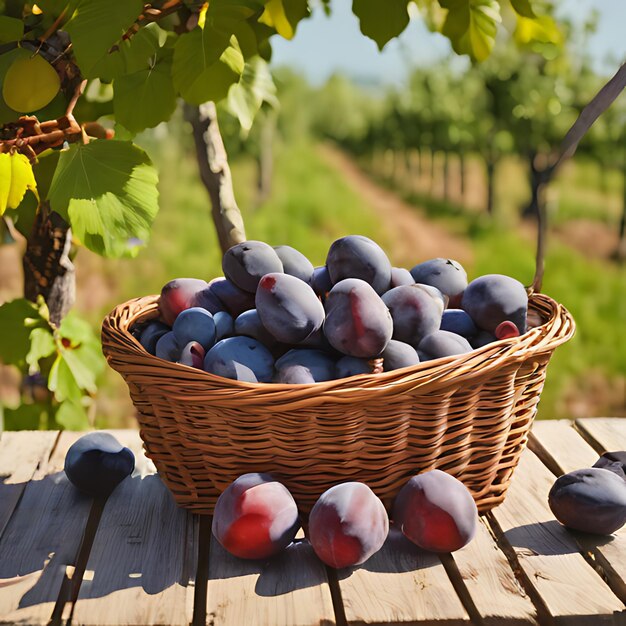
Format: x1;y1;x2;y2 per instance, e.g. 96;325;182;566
0;48;27;124
47;140;159;257
48;354;82;402
509;0;536;18
173;26;244;104
208;0;265;21
55;399;89;430
352;0;410;50
26;327;56;370
113;50;177;132
65;0;143;78
60;346;99;393
2;403;45;430
0;298;50;367
0;152;39;216
59;312;100;346
0;16;24;43
226;57;277;131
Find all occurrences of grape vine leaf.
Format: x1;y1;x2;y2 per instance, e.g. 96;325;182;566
0;298;50;367
173;25;244;104
352;0;410;50
114;49;177;133
259;0;309;40
47;140;159;257
0;152;39;217
65;0;144;78
0;16;24;43
55;399;89;430
26;327;56;370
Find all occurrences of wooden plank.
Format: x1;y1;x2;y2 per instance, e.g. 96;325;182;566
576;418;626;453
206;534;336;626
337;526;469;625
0;430;89;626
489;446;626;624
449;518;538;625
70;430;197;626
0;430;58;540
531;419;626;605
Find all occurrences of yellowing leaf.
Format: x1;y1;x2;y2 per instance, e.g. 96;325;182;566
259;0;294;39
515;14;563;47
0;152;39;216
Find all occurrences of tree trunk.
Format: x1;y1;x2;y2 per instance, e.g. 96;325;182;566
256;112;275;207
22;203;75;327
185;102;246;254
486;159;496;216
459;151;466;203
617;138;626;262
443;151;450;202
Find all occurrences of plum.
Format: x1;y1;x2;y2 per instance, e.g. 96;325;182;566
64;432;135;497
418;330;473;360
213;311;234;341
172;307;216;350
203;336;274;383
495;320;521;340
390;267;415;288
593;452;626;480
203;277;255;318
440;309;477;339
308;482;389;568
234;309;277;349
336;356;373;378
274;349;336;384
212;473;300;560
223;241;284;293
155;331;181;362
310;266;333;299
410;258;467;308
159;278;208;325
178;341;205;369
548;468;626;535
274;245;315;283
381;340;420;371
138;320;170;354
393;469;478;552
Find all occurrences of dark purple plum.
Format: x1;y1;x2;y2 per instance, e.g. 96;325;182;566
203;336;274;383
461;274;528;334
326;235;392;295
160;278;208;325
214;311;234;341
205;277;255;318
419;330;473;360
64;432;135;497
470;330;497;349
190;284;223;315
381;340;420;371
310;266;333;299
212;473;299;559
440;309;477;339
178;341;205;369
234;309;277;348
416;284;448;311
393;470;478;552
381;285;442;348
390;267;415;288
324;279;393;358
172;307;216;350
308;482;388;568
548;468;626;535
274;245;315;283
336;356;373;378
410;258;467;308
138;320;170;354
593;452;626;480
155;331;181;362
274;349;336;384
256;273;325;344
222;241;284;293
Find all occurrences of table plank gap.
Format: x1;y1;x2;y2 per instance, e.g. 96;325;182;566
325;566;348;626
575;418;626;455
192;516;211;626
437;553;484;625
207;534;336;626
0;430;59;542
529;419;626;606
70;430;196;626
337;527;470;626
487;446;626;624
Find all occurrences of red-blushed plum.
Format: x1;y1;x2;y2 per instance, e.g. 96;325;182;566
390;267;415;288
461;274;528;334
308;482;389;568
274;349;336;384
326;235;392;295
160;278;208;325
415;283;448;311
256;273;325;344
178;341;205;369
324;279;393;358
64;432;135;497
172;307;216;350
382;285;442;348
213;311;234;341
274;245;315;283
212;473;300;560
381;339;420;371
393;470;478;552
203;336;274;383
410;258;467;308
495;320;521;340
222;241;284;293
593;452;626;480
336;356;373;378
310;266;333;300
155;331;181;362
203;277;255;317
138;320;170;354
440;309;477;339
548;468;626;535
418;330;473;360
234;309;277;349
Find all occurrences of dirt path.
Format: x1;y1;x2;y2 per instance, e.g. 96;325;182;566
318;144;473;268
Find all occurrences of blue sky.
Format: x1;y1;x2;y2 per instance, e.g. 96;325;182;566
270;0;626;85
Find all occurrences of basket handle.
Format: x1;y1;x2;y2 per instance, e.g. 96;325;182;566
531;61;626;293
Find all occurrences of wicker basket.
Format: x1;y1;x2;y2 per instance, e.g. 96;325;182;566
101;291;574;515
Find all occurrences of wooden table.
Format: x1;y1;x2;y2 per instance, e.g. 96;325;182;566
0;418;625;626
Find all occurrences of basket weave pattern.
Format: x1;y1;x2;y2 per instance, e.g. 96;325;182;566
102;293;574;515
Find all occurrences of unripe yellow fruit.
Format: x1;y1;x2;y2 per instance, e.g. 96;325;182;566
3;54;60;113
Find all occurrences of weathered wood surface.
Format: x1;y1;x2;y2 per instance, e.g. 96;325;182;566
0;419;625;626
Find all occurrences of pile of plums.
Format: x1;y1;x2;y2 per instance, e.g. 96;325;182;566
549;451;626;535
212;469;478;566
132;235;531;383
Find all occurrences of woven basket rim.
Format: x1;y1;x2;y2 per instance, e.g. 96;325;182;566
101;292;575;404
